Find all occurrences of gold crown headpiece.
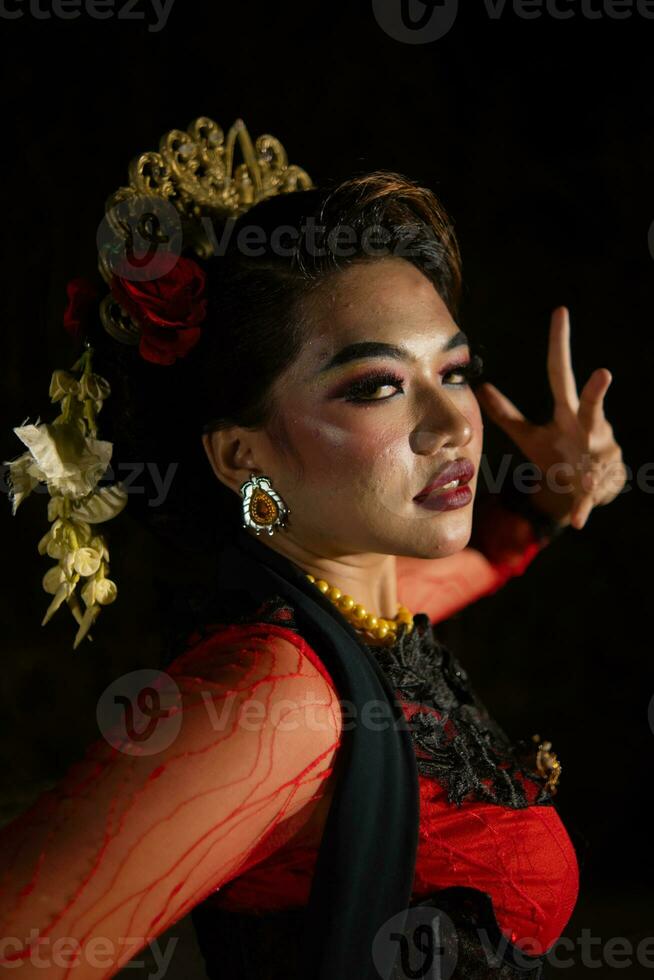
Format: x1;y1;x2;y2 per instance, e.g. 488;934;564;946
98;116;313;346
4;117;313;650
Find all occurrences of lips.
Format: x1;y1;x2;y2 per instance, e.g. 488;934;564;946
414;458;475;500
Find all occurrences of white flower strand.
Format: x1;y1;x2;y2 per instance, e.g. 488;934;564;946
3;346;127;649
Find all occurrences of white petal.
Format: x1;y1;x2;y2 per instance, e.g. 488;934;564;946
46;538;68;560
73;603;102;649
13;422;113;500
47;495;66;522
80;373;111;402
37;529;52;556
69;519;92;546
71;484;128;524
66;590;86;627
80;577;96;608
42;565;65;595
41;581;71;625
95;578;117;605
89;534;110;561
62;550;77;577
45;519;69;559
73;547;102;577
50;517;66;537
49;370;80;402
3;452;42;515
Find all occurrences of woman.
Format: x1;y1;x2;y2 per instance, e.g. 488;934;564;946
0;119;625;979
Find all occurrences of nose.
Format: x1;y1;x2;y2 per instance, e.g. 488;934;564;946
410;390;475;455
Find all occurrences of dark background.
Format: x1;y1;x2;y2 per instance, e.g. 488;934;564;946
1;1;652;976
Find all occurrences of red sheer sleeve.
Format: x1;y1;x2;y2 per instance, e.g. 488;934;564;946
0;624;342;978
397;492;559;625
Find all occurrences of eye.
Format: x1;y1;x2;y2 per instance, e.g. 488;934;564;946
343;371;405;403
442;353;485;386
342;353;485;404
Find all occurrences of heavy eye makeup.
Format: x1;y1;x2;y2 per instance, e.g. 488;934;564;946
332;352;485;404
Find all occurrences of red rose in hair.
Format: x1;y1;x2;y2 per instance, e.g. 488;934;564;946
63;277;99;342
109;253;208;366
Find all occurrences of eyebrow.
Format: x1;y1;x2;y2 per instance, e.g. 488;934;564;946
315;330;469;375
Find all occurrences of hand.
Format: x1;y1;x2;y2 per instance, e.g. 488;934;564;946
474;306;627;530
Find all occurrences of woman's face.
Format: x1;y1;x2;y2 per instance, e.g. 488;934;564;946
251;255;483;561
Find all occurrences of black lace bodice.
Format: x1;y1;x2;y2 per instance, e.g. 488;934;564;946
237;593;556;811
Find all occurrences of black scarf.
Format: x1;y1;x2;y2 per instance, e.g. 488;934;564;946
210;524;420;980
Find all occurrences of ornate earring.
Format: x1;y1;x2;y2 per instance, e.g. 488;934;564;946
239;473;291;536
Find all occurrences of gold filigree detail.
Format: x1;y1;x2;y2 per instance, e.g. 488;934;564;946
531;733;562;795
100;116;313;272
97;116;313;347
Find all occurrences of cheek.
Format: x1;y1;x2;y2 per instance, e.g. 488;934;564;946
284;409;391;481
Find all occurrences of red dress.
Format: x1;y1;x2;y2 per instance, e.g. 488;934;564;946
195;616;578;957
0;496;578;976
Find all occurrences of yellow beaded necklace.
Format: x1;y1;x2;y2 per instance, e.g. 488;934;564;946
305;573;414;645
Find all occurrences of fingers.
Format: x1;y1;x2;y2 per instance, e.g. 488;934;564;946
548;307;580;414
570;495;595;529
578;368;613;435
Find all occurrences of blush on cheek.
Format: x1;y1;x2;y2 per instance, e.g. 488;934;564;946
296;413;375;458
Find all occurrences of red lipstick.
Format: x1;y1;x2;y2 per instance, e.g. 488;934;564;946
414;458;475;500
413;483;473;511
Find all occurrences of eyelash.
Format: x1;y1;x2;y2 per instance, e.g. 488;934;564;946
343;353;485;403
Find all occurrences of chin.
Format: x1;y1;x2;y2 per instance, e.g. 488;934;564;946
417;541;468;560
408;522;472;559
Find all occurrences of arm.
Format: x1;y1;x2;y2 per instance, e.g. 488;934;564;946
467;481;566;574
0;626;342;978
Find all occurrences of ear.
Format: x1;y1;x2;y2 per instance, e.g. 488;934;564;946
201;432;218;478
201;428;261;495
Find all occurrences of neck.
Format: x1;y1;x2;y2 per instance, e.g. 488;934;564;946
250;530;399;621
